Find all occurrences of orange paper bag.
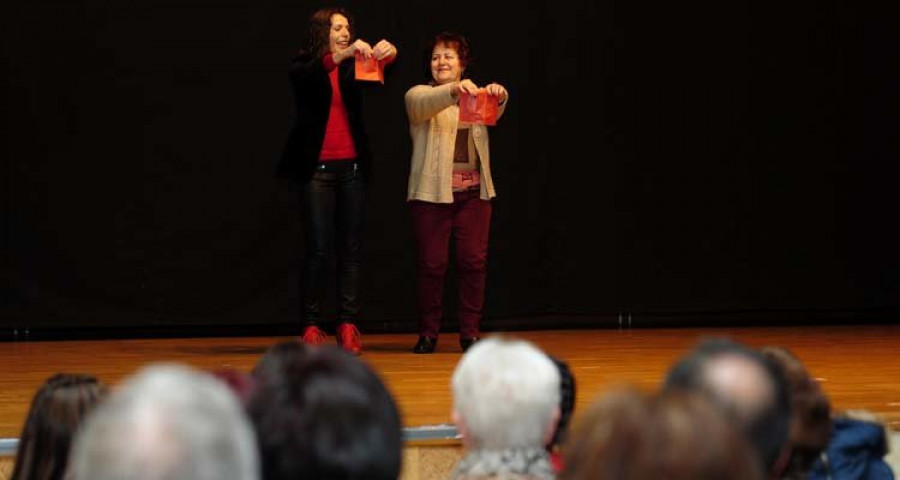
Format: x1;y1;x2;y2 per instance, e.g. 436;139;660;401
458;90;498;126
354;55;384;83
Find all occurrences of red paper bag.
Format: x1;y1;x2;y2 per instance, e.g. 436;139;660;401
354;55;384;83
458;89;498;126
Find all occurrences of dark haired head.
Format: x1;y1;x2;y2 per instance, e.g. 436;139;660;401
663;338;792;474
307;7;355;58
11;373;107;480
760;346;832;477
248;345;403;480
547;355;576;448
425;31;471;81
251;340;310;385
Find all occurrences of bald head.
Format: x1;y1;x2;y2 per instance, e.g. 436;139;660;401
702;353;776;424
663;339;790;473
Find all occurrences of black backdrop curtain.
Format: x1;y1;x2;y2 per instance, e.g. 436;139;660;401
3;0;897;333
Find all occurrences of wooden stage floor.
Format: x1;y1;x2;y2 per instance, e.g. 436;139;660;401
1;325;898;438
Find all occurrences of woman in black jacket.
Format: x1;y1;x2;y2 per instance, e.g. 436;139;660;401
277;7;396;355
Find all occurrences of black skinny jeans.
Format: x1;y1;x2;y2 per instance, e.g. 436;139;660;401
301;160;364;325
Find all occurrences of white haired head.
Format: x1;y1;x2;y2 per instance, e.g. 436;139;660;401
70;363;259;480
451;336;561;450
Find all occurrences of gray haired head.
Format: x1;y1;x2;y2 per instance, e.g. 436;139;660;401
452;336;561;450
70;363;260;480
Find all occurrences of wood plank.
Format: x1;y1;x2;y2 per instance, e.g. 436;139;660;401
1;325;898;439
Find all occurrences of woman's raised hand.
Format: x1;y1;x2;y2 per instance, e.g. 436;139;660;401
485;83;509;104
334;39;373;63
350;39;374;58
372;40;397;61
457;79;480;96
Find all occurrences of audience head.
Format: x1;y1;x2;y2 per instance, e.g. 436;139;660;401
247;343;402;480
561;388;764;480
760;346;832;477
451;336;561;450
251;340;309;384
70;364;259;480
547;355;577;449
11;373;107;480
663;338;792;474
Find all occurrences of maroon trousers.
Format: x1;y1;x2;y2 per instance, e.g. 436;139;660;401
410;190;492;339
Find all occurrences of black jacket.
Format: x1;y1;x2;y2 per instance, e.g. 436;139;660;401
277;52;372;184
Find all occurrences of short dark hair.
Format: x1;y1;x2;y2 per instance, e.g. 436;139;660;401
663;338;791;474
307;7;355;58
248;345;403;480
760;346;832;477
547;355;576;448
251;340;310;385
425;31;471;80
12;373;107;480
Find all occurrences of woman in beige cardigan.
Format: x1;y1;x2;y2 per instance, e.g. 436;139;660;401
404;32;508;354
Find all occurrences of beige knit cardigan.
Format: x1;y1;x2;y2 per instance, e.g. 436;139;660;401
404;82;507;203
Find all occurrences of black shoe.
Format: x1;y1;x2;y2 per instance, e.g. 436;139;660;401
413;336;437;354
460;336;480;352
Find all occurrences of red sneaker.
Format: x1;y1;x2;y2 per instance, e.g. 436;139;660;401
300;324;328;346
336;322;362;356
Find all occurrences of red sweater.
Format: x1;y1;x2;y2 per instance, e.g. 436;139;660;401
319;54;357;161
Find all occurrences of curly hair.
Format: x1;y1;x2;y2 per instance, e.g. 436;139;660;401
307;7;355;58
